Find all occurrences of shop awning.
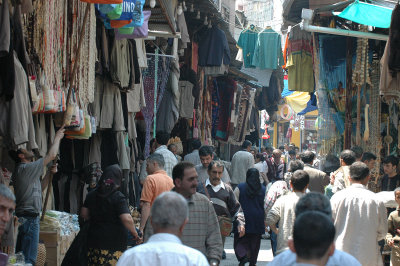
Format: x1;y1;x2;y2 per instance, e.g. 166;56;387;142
335;0;393;28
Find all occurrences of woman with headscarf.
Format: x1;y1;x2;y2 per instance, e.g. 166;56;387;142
80;164;140;265
233;168;266;266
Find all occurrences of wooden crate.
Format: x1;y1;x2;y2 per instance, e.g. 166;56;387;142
39;230;78;266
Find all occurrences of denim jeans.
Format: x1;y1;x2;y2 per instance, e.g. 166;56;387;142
16;216;39;264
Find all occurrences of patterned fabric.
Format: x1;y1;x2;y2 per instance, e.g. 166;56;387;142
87;248;123;266
141;55;172;157
211;79;220;138
154;145;178;178
264;180;289;216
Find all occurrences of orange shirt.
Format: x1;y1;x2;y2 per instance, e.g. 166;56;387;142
140;170;174;206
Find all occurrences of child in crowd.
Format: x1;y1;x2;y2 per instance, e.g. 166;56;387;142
387;187;400;266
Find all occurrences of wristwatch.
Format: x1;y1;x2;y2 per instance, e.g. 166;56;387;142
209;259;219;266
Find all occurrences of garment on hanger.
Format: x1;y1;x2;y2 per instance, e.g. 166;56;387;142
99;77;126;131
110;39;131;89
215;77;236;142
252;28;284;70
237;26;259;68
198;25;230;67
176;12;190;50
178;81;194;119
286;26;314;92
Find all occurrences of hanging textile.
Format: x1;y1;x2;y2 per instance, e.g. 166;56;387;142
215;77;236;142
237;26;259;68
286;26;314;92
252;28;284;70
198;25;230;67
141;54;172;157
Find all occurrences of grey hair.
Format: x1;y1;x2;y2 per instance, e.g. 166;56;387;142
151;191;188;230
147;153;165;169
395;187;400;195
0;184;15;202
208;160;225;172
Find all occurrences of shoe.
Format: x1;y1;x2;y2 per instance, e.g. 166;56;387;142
222;250;226;260
262;233;270;239
238;256;250;266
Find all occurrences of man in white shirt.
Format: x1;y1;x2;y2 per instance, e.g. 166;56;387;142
230;140;255;189
331;162;387;266
117;191;209;266
184;139;201;166
153;131;178;177
269;192;361;266
331;150;356;194
266;170;309;255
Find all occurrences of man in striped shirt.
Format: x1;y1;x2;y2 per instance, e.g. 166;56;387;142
145;162;223;265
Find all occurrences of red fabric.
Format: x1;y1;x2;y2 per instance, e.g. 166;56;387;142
192;42;199;73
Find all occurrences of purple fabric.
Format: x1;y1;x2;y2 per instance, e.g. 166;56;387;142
115;11;151;40
141;55;172;157
234;233;262;266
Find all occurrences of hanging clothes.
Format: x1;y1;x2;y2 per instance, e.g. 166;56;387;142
286;26;314;92
389;4;400;76
178;81;194;118
176;12;190;50
252;28;284;70
215;77;236;142
110;39;131;89
198;25;231;67
237;27;259;68
380;39;400;103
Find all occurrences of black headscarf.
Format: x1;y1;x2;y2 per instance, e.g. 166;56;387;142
246;168;262;198
97;164;122;198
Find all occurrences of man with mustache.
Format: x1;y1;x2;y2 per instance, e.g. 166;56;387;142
197;160;245;260
10;127;65;264
145;162;223;266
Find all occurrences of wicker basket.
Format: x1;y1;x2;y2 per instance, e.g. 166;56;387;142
36;242;46;266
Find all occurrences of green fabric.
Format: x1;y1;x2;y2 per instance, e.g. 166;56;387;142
237;29;259;68
252;28;284;70
287;52;314;92
336;0;392;28
118;27;135;34
106;4;123;20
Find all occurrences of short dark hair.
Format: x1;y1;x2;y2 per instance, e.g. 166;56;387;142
383;155;399;167
295;192;332;217
192;139;201;150
291;170;310;191
362;152;377;162
340;150;356;166
349;162;370;181
198;146;213;157
242;140;252;149
208;160;224;171
156;131;170;145
350;146;363;159
255;153;265;161
289;160;304;172
293;211;335;260
172;162;195;181
300;151;315;164
279;145;285;150
289;150;296;156
322;154;340;174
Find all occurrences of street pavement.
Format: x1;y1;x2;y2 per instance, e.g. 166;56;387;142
221;235;274;266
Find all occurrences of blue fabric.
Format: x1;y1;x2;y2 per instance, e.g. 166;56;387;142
97;0;136;21
16;216;40;264
237;29;259;68
252;28;284;70
281;79;293;98
198;26;231;67
238;183;266;234
298;93;317;115
336;0;393;28
270;227;278;256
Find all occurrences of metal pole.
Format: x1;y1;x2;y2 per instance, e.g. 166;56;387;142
153;49;159;139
